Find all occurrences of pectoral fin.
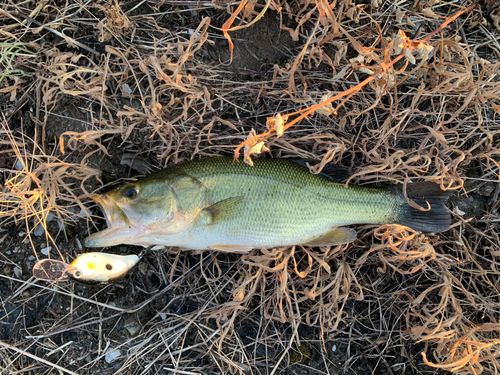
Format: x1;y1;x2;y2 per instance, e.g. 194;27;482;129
201;197;244;225
304;227;357;247
208;244;253;253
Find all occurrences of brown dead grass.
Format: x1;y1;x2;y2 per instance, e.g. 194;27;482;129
1;0;500;374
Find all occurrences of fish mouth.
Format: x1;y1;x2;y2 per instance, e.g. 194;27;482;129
93;194;111;227
84;224;152;247
84;194;134;248
93;194;129;228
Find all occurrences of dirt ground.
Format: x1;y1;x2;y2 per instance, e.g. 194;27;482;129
1;1;500;374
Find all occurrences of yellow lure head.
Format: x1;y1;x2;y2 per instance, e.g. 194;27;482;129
66;252;140;284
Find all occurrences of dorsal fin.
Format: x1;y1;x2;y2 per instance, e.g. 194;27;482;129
292;159;351;182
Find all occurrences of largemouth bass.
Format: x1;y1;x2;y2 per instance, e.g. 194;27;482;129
84;157;451;253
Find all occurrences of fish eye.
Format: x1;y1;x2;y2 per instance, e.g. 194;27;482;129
74;270;82;278
106;264;113;271
125;187;138;199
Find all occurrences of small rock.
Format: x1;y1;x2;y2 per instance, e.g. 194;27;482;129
124;316;141;336
14;159;24;171
33;224;45;237
13;266;22;278
121;83;132;96
17;232;25;238
28;255;36;261
104;349;121;363
40;247;52;256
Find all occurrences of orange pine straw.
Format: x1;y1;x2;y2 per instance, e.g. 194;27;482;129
221;0;247;62
221;0;273;62
419;4;476;43
234;3;476;160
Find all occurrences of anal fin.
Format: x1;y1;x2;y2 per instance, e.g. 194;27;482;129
208;244;253;253
304;227;357;247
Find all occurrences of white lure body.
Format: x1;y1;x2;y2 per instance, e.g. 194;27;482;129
67;252;140;283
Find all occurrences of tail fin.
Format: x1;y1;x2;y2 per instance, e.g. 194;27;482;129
391;183;452;233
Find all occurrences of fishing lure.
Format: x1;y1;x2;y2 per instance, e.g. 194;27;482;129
33;252;140;284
